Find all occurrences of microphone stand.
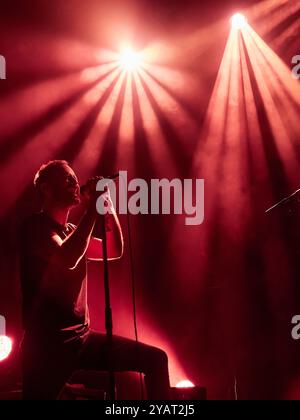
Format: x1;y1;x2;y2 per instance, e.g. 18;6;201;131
101;212;116;400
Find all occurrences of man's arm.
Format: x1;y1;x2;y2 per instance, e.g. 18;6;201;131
57;185;123;266
51;204;98;269
87;208;124;261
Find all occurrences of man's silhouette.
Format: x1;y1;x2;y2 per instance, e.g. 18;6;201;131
20;160;170;399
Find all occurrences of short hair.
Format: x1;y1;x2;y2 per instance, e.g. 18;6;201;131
34;160;69;193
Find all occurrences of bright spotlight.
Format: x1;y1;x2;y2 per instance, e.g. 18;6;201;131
172;380;206;400
0;335;12;362
119;47;142;72
231;13;247;30
176;380;195;388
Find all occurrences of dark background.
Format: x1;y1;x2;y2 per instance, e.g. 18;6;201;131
0;0;300;399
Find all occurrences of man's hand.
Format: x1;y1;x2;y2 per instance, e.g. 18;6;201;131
81;176;104;205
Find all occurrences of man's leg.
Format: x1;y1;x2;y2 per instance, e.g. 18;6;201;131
22;334;80;400
78;331;171;399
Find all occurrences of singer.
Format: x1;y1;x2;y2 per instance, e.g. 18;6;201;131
20;160;170;400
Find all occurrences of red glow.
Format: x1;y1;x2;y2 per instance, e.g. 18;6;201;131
176;380;195;388
0;336;12;361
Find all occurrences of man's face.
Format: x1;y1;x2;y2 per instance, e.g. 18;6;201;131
47;165;80;207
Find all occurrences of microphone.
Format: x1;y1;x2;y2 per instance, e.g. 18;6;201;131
80;173;119;195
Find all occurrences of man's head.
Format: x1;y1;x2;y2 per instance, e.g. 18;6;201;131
34;160;80;208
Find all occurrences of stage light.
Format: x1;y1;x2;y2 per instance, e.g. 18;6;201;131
176;380;195;388
231;13;247;30
0;335;12;362
119;47;142;72
172;381;206;400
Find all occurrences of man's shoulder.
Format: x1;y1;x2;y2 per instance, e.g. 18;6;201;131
21;212;46;229
20;213;61;256
20;212;55;238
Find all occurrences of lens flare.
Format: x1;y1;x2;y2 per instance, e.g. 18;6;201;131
0;336;12;361
119;47;142;72
231;13;247;30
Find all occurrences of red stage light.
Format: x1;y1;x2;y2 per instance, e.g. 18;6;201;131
0;336;12;361
231;13;247;30
173;381;206;400
176;380;195;388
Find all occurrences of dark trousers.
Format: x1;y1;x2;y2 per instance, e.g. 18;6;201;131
22;330;170;400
